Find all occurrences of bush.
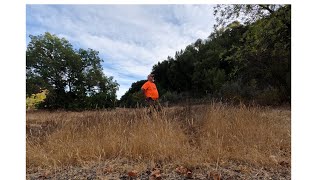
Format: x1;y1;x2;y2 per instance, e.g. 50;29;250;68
26;90;48;110
220;81;242;100
255;87;281;105
160;91;183;104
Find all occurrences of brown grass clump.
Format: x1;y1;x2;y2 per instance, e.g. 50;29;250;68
199;104;291;166
26;104;290;170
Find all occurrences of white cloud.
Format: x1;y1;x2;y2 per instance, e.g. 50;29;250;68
26;4;214;98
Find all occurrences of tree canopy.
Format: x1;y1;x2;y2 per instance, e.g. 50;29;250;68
120;5;291;106
26;32;119;110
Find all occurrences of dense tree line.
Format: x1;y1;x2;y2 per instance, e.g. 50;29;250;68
26;32;119;110
120;5;291;106
118;80;146;107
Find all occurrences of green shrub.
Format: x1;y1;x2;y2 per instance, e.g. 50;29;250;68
255;87;281;105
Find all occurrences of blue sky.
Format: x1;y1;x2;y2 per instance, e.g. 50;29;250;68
26;4;214;99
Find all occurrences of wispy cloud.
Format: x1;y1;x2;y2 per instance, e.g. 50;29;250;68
26;4;214;99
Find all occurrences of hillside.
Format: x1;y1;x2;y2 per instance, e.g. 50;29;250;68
27;104;290;179
120;5;290;107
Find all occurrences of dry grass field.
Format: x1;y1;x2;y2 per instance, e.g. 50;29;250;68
26;103;291;179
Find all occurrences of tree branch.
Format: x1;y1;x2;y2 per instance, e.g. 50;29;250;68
259;5;274;14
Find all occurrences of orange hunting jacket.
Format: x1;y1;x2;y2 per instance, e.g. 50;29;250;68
141;81;159;100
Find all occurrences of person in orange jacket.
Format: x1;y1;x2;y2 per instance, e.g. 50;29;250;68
141;74;161;112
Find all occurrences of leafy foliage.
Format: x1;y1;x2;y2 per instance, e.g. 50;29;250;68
120;5;291;106
119;80;147;107
212;4;283;30
26;89;49;110
26;32;119;110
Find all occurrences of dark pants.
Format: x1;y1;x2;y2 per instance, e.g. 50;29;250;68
145;97;162;112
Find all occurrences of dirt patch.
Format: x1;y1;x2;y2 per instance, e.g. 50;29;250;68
27;159;290;180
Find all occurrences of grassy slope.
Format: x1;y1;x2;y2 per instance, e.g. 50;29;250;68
26;104;290;178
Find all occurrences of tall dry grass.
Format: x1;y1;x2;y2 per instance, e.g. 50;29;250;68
199;104;290;167
26;104;290;169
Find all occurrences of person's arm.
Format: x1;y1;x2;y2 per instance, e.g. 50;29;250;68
141;83;148;98
141;88;146;97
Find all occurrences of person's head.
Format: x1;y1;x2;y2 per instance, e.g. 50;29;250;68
147;74;155;82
